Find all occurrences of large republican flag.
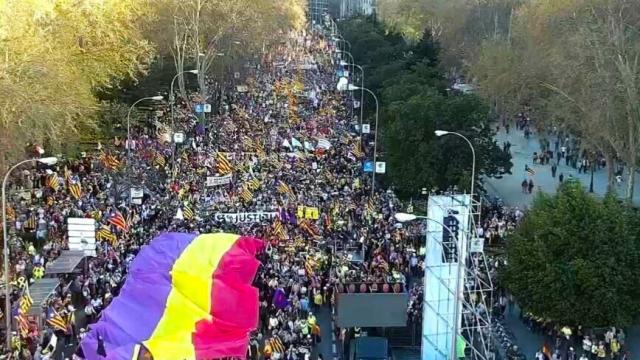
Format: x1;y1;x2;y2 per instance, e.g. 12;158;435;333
81;232;264;360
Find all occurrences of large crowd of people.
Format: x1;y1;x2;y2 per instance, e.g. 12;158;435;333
0;28;424;360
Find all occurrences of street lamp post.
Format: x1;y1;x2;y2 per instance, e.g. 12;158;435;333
337;79;379;197
3;156;58;348
394;212;465;359
127;96;164;161
332;36;352;53
435;131;476;197
336;52;366;139
170;70;198;177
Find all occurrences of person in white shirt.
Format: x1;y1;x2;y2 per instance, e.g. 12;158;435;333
582;335;592;353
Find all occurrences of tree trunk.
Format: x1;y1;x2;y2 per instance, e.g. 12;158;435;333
626;165;635;202
605;152;615;192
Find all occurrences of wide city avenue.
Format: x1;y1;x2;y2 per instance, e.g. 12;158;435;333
0;1;639;360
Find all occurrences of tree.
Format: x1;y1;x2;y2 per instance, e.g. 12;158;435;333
339;17;512;198
383;90;510;197
150;0;305;101
0;0;154;171
502;180;640;327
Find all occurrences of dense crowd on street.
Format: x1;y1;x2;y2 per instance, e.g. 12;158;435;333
0;28;426;360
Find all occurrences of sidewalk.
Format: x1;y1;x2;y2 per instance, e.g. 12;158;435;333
485;126;640;357
484;127;640;208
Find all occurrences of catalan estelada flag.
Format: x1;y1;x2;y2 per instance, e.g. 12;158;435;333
96;225;117;246
108;211;128;232
299;219;320;238
68;183;82;200
46;310;68;333
239;186;253;203
100;152;121;170
272;219;286;240
80;233;263;360
47;175;60;191
15;314;29;338
351;143;364;158
216;152;233;175
277;180;295;198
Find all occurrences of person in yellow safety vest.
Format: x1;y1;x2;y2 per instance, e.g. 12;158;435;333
611;338;621;357
308;312;316;326
596;341;606;358
301;319;310;336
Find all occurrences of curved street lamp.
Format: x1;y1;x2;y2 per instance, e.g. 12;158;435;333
337;78;379;198
3;156;58;347
435;130;476;197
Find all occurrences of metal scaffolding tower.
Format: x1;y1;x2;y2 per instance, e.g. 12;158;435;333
423;195;493;360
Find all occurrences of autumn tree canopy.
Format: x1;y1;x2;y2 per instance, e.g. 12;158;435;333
0;0;306;169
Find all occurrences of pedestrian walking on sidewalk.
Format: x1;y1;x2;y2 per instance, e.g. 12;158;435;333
551;163;557;178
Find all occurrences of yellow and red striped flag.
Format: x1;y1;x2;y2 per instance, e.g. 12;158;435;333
96;225;117;246
216;152;233;175
277;181;295;198
68;183;81;200
47;175;60;191
108;211;128;232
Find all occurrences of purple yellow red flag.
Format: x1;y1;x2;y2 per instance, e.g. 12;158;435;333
80;232;264;360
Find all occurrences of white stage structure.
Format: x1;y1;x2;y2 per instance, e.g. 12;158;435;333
422;195;493;360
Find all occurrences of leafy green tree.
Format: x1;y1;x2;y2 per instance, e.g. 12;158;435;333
382;91;510;197
502;181;640;327
339;17;512;198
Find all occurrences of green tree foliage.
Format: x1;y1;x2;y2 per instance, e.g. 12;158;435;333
502;180;640;327
339;18;511;197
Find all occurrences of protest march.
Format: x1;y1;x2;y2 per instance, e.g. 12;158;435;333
0;27;421;360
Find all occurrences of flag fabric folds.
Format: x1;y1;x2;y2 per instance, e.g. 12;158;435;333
153;153;166;168
366;198;376;216
277;181;295;198
46;310;68;333
272;219;286;240
299;219;320;238
316;138;331;149
108;211;128;232
19;293;33;315
183;204;195;220
239;186;253;203
216;152;233;175
291;137;303;149
351;143;364;158
100;153;121;170
24;214;37;231
69;183;82;200
96;225;117;246
80;232;263;360
16;314;29;338
47;175;60;191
